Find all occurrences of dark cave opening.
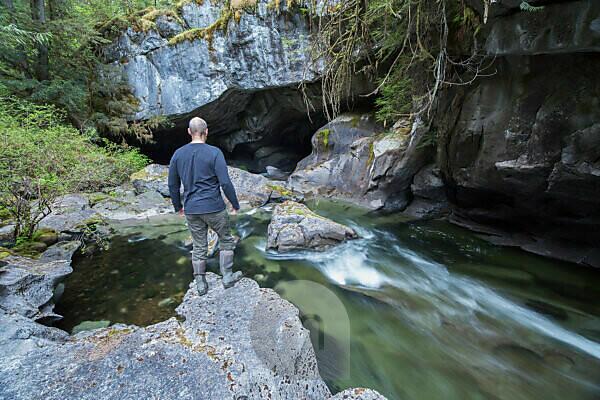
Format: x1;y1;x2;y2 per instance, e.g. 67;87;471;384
136;86;328;176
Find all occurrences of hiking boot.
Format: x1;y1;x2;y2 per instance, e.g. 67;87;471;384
192;260;208;296
219;250;242;289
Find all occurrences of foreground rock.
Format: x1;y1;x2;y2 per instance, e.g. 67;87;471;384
0;264;387;399
267;201;357;252
0;241;79;323
330;388;388;400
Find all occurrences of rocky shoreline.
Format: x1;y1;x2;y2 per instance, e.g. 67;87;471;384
0;166;387;400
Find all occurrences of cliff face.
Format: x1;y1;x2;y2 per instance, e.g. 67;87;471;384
103;0;339;164
437;0;600;266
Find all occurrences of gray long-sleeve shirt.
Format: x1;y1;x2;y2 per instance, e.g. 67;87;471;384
168;143;240;214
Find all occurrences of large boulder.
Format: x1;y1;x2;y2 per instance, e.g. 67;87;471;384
0;274;332;400
130;163;170;196
267;201;357;251
289;114;432;210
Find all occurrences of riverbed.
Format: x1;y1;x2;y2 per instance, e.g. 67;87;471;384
55;200;600;400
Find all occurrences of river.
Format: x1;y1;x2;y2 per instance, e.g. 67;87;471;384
55;200;600;400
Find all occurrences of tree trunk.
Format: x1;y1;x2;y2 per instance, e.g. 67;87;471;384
31;0;49;81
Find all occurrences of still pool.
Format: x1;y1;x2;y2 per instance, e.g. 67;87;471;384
55;200;600;400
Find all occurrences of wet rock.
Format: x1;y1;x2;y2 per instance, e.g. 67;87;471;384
438;42;600;263
130;163;170;196
484;0;600;56
330;388;388;400
267;201;357;252
71;320;111;335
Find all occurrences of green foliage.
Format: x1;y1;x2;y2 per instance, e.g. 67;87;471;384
310;0;485;124
374;62;413;124
0;96;149;238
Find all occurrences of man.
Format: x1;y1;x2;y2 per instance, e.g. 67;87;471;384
168;117;242;296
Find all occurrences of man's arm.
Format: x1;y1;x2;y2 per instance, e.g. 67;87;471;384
215;150;240;211
168;154;183;213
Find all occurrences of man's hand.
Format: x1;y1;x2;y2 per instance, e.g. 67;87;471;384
179;209;185;216
230;208;238;216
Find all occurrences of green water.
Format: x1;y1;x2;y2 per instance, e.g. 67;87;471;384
55;200;600;400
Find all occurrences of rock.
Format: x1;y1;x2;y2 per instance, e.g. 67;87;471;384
227;166;275;209
0;255;72;321
411;164;446;202
265;165;289;180
130;164;170;196
0;224;15;244
38;194;99;233
12;241;48;256
484;0;600;56
402;164;449;220
71;320;111;335
437;10;600;265
0;274;332;400
329;388;388;400
289;114;432;210
33;228;59;246
40;241;81;263
92;188;172;220
267;201;357;251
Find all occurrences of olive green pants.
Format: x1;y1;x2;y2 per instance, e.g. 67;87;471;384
186;209;236;262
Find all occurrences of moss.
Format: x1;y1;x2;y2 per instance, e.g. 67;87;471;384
318;128;331;150
0;248;12;260
367;141;375;167
170;0;255;49
0;206;12;222
169;3;234;49
351;116;360;128
267;184;293;197
32;228;58;246
12;241;47;258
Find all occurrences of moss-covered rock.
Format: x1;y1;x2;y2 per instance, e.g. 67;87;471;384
32;229;59;246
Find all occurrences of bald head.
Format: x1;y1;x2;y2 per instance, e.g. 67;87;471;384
188;117;208;137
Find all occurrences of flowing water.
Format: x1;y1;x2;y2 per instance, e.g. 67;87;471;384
55;200;600;400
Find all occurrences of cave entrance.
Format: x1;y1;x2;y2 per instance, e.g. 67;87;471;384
137;86;327;178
